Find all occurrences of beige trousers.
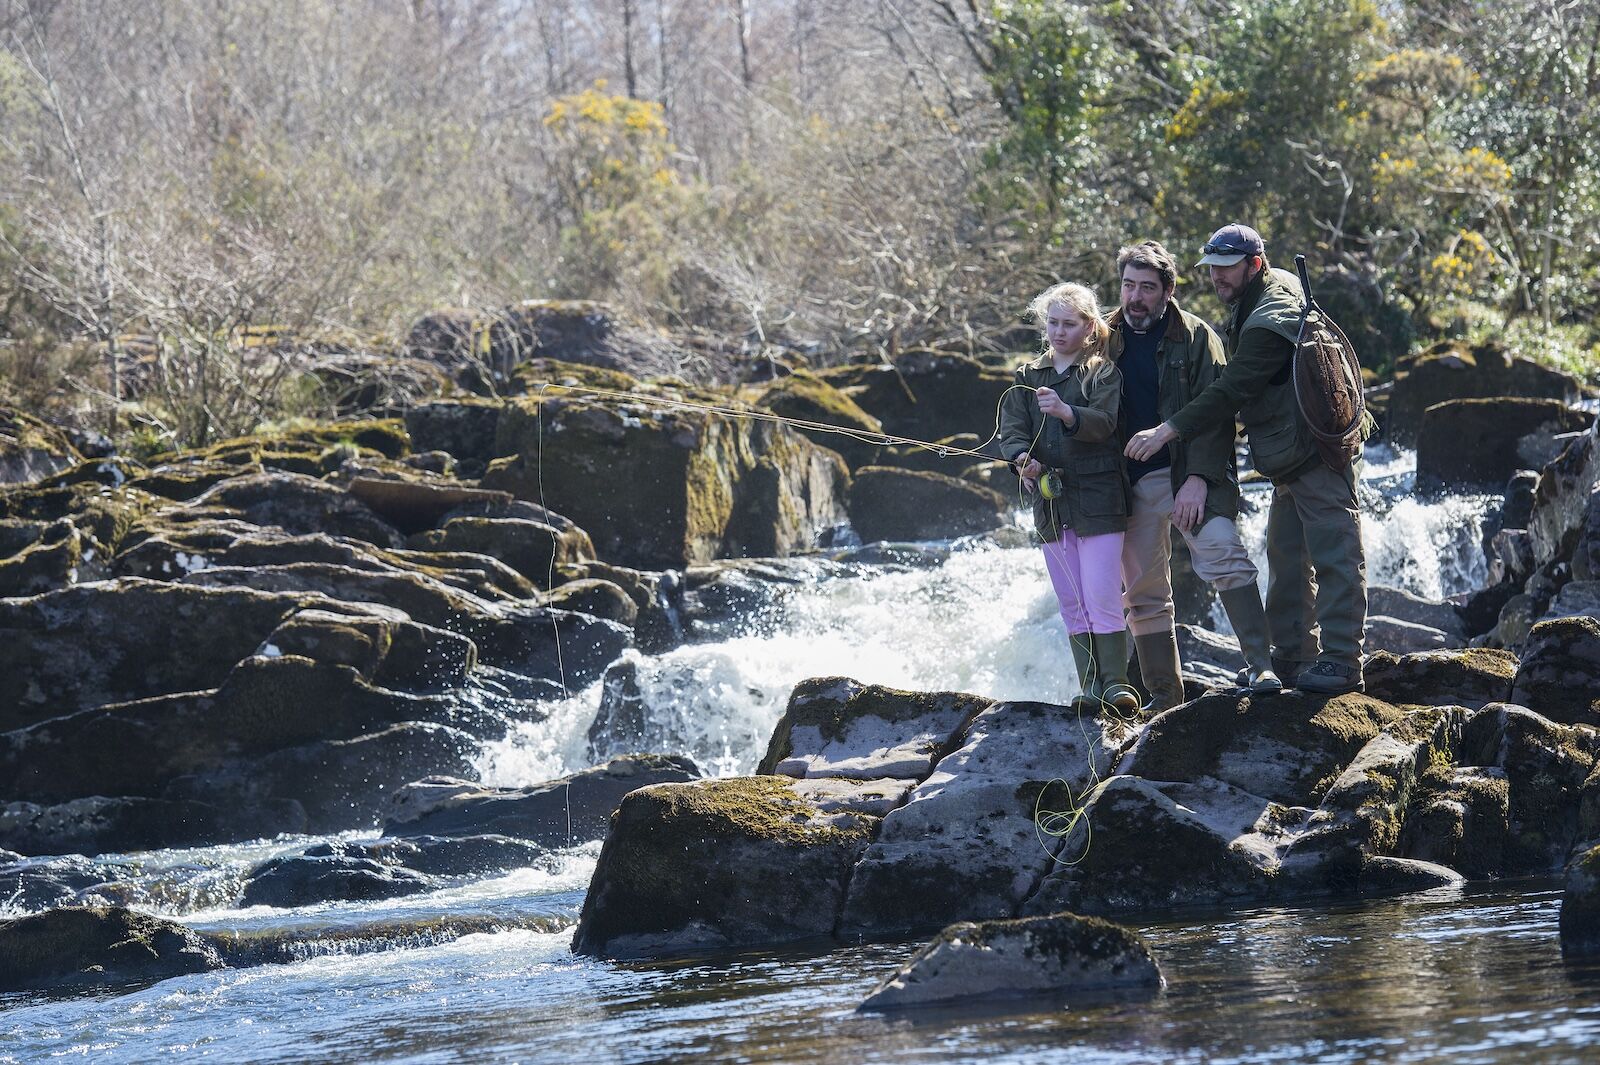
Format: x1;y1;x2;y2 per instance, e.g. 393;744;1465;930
1121;473;1260;636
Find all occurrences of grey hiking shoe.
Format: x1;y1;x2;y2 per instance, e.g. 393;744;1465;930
1294;659;1365;695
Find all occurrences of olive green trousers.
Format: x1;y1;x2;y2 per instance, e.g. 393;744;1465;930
1264;460;1368;671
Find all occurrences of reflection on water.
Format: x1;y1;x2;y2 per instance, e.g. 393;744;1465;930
6;882;1599;1063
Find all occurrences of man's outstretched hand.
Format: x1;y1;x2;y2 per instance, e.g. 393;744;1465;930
1126;422;1178;462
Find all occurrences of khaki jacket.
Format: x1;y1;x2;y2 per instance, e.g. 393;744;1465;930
1106;300;1240;523
998;354;1129;540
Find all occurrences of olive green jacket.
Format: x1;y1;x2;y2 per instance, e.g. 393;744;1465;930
1168;267;1321;484
1106;300;1241;522
998;355;1130;539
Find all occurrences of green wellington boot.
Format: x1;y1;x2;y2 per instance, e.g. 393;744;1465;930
1218;585;1284;694
1133;627;1185;713
1091;630;1143;715
1068;632;1100;712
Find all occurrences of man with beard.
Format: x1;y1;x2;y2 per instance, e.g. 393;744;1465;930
1108;240;1280;711
1126;224;1368;695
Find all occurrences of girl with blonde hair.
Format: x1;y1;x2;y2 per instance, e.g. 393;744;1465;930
999;282;1138;713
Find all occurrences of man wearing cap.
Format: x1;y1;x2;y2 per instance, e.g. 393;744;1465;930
1108;240;1281;710
1125;224;1368;695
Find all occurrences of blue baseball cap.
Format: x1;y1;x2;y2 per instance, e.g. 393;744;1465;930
1195;223;1265;267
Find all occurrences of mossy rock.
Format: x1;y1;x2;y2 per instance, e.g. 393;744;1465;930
838;700;1123;940
0;795;304;857
184;722;480;835
846;466;1009;543
0;906;226;993
0;482;155;557
878;434;992;475
859;912;1161;1010
1461;703;1599;873
404;398;508;466
0;407;83;486
1363;647;1517;709
192;470;405;548
34;457;144;490
130;459;265;501
752;371;883;470
543;577;638;627
1510;616;1600;725
817;350;1013;445
0;579;320;732
1399;764;1509;877
0;654;489;806
0;526;85;597
345;476;514;536
509;356;641;397
250;419;411;460
571;777;877;958
1125;690;1407;807
239;853;436;908
408;515;592;586
485;386;847;570
1387;341;1587;445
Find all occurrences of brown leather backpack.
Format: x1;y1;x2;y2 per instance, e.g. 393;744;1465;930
1292;256;1368;472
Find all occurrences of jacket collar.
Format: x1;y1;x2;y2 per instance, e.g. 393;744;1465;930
1229;269;1268;329
1025;350;1084;376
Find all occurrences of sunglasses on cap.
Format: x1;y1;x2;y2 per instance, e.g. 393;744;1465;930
1202;239;1256;256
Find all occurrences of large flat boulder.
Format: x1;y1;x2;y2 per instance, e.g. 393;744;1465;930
0;580;318;731
1386;342;1587;445
837;700;1123;939
484;387;848;569
1362;647;1517;709
847;466;1009;543
758;676;989;780
1417;398;1592;490
1122;690;1405;807
0;656;485;805
1023;775;1285;914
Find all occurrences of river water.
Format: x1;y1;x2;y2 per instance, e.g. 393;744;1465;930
11;446;1585;1063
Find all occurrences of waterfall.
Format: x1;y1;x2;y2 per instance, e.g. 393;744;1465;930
476;445;1494;783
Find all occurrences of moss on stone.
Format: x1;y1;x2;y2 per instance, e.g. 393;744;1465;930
0;906;225;992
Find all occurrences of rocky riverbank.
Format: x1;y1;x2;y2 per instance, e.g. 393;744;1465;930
3;303;1599;991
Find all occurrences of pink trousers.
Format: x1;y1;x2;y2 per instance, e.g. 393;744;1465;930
1041;529;1126;635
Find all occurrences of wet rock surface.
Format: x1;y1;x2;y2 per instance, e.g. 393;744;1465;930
574;658;1600;959
1561;843;1600;957
858;913;1162;1011
0;906;226;993
382;754;702;845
